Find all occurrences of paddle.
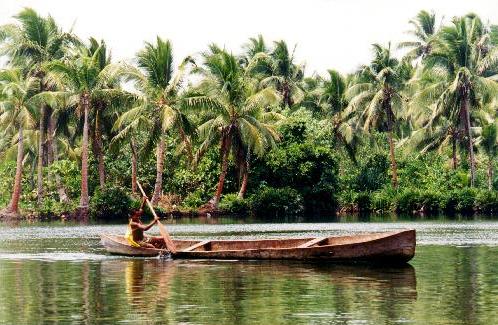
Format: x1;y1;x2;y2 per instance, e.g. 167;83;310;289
136;181;177;253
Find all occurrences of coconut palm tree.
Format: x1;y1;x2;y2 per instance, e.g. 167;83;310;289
111;37;195;204
346;44;412;188
185;47;281;206
0;69;38;215
399;10;438;61
419;14;498;186
319;70;362;164
247;40;304;108
44;44;123;219
0;8;78;203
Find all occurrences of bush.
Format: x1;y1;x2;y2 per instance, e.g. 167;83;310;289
355;192;371;212
90;185;133;220
354;154;390;191
249;186;304;218
182;189;206;209
338;189;356;212
454;188;477;214
37;199;76;219
475;190;498;214
219;193;250;214
395;189;421;214
371;187;396;212
441;188;477;214
418;190;444;214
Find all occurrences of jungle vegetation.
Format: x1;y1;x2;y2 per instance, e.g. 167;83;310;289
2;9;498;219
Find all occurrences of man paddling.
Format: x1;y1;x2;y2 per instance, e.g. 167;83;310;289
125;197;165;249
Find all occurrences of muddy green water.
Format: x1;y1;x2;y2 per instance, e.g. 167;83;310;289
1;217;498;324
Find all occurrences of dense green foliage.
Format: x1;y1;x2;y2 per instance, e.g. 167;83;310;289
90;186;133;219
3;9;498;220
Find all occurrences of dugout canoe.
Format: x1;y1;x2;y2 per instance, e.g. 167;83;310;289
100;229;415;263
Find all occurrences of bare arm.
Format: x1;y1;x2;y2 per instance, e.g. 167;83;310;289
130;219;157;231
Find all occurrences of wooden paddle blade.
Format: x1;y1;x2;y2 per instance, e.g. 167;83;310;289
157;220;177;253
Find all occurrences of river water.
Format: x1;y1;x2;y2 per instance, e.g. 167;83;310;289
0;217;497;324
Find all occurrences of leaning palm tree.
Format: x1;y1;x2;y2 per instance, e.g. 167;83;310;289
346;44;412;188
399;10;438;62
185;47;281;206
418;14;498;186
0;8;78;203
0;69;38;215
112;37;195;204
44;44;123;219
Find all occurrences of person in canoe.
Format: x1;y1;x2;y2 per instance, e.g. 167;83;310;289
125;197;165;249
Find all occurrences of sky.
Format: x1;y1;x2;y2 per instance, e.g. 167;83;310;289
1;0;498;76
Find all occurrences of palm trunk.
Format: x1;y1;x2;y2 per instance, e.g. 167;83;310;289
130;139;138;195
48;116;69;203
237;160;249;199
6;127;24;214
488;157;493;190
151;137;165;205
388;130;398;189
213;136;231;207
179;127;194;166
452;136;458;170
462;95;476;187
36;105;46;204
78;94;90;220
95;112;105;188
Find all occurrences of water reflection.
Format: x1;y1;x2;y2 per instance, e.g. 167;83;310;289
1;221;498;324
0;258;418;324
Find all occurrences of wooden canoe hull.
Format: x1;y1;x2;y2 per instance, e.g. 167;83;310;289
100;229;416;263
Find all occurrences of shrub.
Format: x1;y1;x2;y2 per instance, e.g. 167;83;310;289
219;193;250;214
354;154;390;191
371;187;396;212
395;189;421;214
475;190;498;214
182;189;206;209
454;188;477;214
90;186;133;220
418;190;443;214
355;192;371;212
37;199;77;219
338;189;356;212
249;186;304;218
442;188;477;214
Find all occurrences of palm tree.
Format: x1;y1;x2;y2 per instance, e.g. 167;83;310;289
399;10;438;61
420;14;498;186
319;70;362;164
44;44;123;219
240;34;269;70
346;44;412;188
112;37;195;204
185;47;281;206
0;69;37;215
247;40;304;108
481;121;498;190
0;8;78;203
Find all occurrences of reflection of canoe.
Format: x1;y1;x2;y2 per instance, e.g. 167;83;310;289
100;229;415;263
